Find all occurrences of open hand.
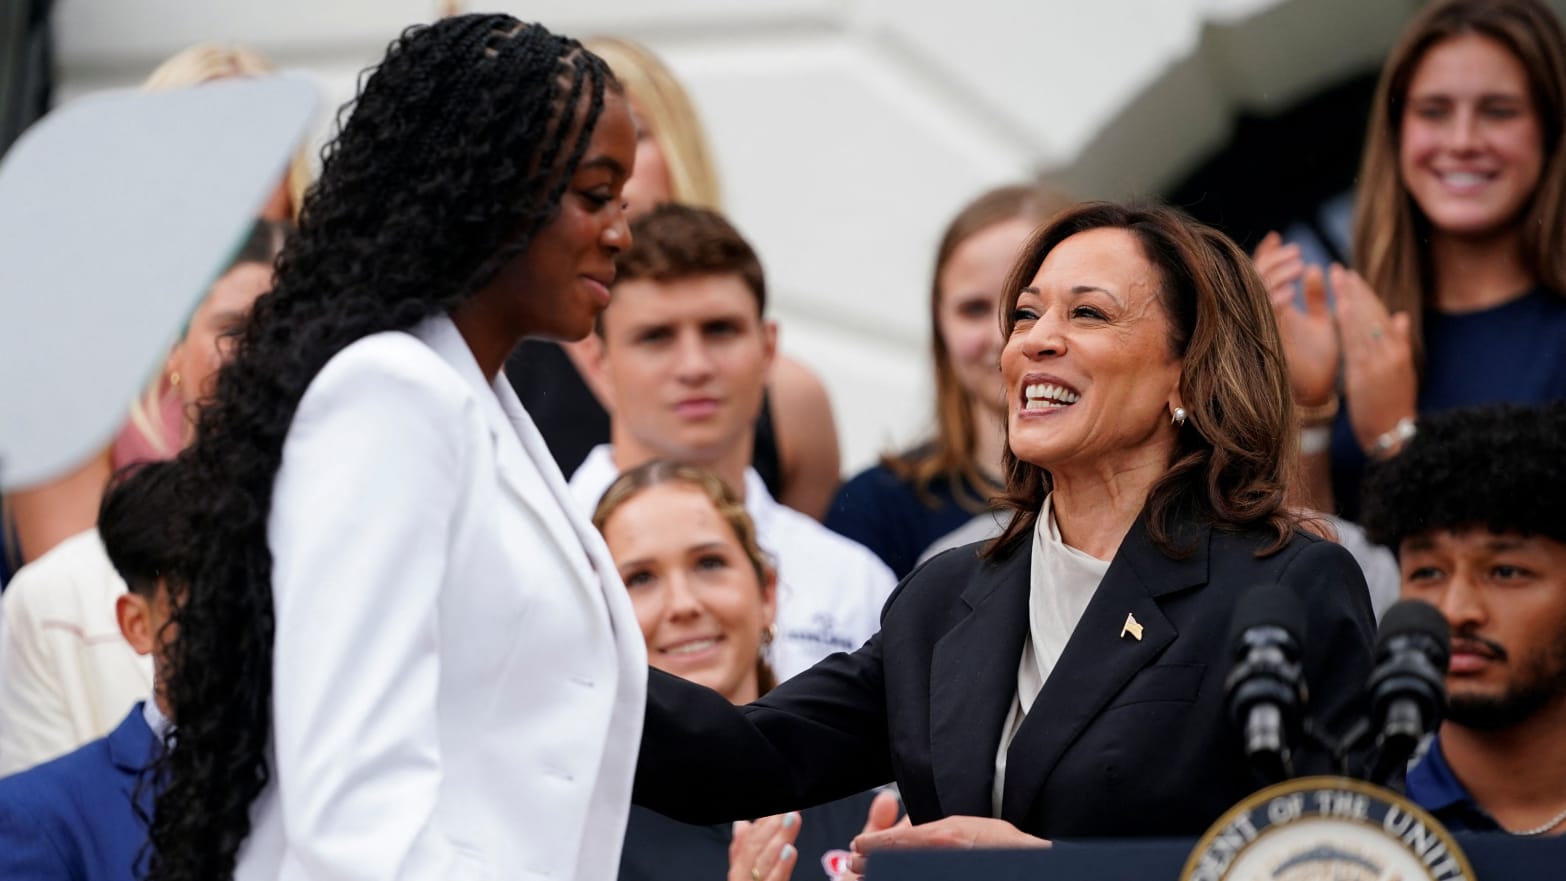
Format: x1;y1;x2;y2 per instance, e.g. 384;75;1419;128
848;815;1049;876
729;812;802;881
1331;264;1416;452
1254;232;1339;406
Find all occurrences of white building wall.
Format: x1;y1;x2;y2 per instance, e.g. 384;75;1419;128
48;0;1482;472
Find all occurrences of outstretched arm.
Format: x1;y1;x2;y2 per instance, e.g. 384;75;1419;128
635;636;894;824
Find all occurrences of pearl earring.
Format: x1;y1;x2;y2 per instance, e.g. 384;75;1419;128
1172;407;1187;427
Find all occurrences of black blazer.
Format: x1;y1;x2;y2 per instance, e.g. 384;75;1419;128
634;517;1377;839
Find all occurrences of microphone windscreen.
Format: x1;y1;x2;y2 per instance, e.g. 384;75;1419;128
1376;599;1451;663
1228;584;1306;648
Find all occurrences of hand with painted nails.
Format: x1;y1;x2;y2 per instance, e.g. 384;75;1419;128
847;815;1049;876
1254;232;1339;407
1330;264;1417;452
831;790;904;881
729;811;802;881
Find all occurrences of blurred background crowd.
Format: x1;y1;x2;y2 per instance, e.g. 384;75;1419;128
2;0;1566;876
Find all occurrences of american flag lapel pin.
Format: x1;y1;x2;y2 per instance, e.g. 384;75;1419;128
1121;612;1144;641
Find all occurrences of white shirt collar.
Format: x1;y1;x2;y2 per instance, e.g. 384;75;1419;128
143;695;171;740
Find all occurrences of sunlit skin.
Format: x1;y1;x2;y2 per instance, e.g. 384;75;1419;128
1399;528;1566;834
453;90;636;378
1000;228;1184;559
599;274;777;496
601;483;776;704
1399;33;1544;244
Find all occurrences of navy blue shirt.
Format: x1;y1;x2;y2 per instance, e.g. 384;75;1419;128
1332;288;1566;519
826;452;996;579
1406;736;1502;833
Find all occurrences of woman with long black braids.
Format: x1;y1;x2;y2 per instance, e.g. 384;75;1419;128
145;15;644;881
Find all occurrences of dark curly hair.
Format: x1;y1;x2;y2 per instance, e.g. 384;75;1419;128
145;16;618;881
983;202;1303;559
99;460;192;600
1361;402;1566;551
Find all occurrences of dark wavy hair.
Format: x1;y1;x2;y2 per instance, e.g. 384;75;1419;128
99;459;192;600
1362;402;1566;551
145;16;618;881
983;202;1302;559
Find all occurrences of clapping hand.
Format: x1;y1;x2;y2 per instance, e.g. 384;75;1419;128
729;812;802;881
1330;265;1416;453
1253;232;1339;407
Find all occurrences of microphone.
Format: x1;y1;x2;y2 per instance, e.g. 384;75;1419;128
1367;600;1450;786
1224;585;1308;784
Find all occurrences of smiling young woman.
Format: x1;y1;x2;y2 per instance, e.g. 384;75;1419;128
593;461;884;881
144;17;647;881
1266;0;1566;518
827;185;1071;577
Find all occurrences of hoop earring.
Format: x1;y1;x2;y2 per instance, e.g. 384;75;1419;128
1171;406;1187;427
761;624;776;647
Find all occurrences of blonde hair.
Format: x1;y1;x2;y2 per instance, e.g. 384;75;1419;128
125;45;312;457
1354;0;1566;366
592;460;777;695
584;37;721;210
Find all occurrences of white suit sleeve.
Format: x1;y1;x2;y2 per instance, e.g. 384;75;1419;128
266;340;473;881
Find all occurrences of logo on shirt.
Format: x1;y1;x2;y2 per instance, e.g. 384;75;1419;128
783;612;858;652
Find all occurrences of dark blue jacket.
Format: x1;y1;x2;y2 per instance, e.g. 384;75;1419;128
0;705;158;881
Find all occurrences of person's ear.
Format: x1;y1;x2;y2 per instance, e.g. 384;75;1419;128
762;319;779;379
163;343;185;392
760;564;779;629
116;592;156;656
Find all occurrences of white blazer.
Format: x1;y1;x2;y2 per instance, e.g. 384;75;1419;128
236;316;647;881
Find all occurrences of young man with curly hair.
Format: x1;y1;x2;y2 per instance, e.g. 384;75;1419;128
1363;402;1566;836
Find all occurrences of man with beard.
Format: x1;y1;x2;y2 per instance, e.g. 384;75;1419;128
1363;402;1566;836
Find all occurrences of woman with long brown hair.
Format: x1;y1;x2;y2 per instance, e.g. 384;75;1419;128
826;185;1070;577
1259;0;1566;518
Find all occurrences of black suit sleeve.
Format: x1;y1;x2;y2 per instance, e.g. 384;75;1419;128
1277;536;1378;775
633;630;895;824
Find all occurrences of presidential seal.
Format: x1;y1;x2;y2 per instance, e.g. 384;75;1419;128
1181;777;1473;881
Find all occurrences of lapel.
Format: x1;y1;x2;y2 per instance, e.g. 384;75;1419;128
416;318;601;595
998;516;1211;825
928;541;1031;818
106;703;159;774
415;318;646;674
